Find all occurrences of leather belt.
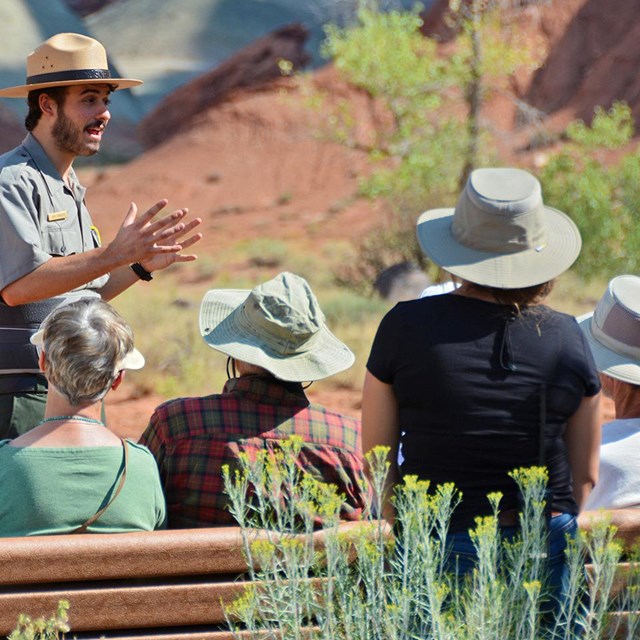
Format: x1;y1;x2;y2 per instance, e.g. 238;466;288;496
0;298;60;325
498;509;564;527
0;373;47;395
0;338;40;372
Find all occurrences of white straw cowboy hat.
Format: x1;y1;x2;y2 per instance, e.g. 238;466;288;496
30;296;145;373
416;167;582;289
0;32;142;98
199;272;355;382
578;275;640;385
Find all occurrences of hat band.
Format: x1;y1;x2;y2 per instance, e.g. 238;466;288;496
26;68;112;85
452;191;548;255
591;308;640;360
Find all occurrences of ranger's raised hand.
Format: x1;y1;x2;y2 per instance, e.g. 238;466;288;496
106;199;202;271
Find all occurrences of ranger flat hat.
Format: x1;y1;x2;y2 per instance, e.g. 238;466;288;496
0;32;142;98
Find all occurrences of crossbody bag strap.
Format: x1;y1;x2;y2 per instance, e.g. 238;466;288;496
71;438;129;534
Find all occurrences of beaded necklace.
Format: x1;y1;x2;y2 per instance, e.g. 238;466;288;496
39;415;104;427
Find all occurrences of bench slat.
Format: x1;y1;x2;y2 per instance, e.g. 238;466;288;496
0;580;246;634
0;528;249;585
77;628;318;639
0;521;383;637
93;634;234;640
585;562;640;600
0;522;371;586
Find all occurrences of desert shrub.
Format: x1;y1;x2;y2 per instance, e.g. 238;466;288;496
8;600;69;640
242;238;289;269
333;210;433;294
224;439;640;639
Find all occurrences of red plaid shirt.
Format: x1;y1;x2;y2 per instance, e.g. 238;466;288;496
139;375;366;528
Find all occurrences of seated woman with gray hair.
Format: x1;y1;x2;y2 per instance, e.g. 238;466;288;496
0;298;166;536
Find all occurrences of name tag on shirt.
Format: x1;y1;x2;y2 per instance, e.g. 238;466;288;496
90;225;102;247
47;210;68;222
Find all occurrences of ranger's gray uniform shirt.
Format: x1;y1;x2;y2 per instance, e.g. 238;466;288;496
0;134;108;374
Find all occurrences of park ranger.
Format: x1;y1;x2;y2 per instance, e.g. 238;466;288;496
0;33;202;436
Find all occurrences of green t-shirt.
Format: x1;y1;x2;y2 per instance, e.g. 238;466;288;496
0;439;166;536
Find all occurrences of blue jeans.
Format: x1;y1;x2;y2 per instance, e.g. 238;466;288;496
446;512;577;610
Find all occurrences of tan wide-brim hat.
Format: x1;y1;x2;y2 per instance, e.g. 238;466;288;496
0;32;142;98
578;275;640;385
199;272;355;382
416;167;582;289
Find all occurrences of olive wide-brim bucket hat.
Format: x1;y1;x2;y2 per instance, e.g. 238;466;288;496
0;32;142;98
578;275;640;385
199;272;355;382
416;167;582;289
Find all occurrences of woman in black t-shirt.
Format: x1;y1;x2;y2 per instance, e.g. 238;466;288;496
363;168;602;601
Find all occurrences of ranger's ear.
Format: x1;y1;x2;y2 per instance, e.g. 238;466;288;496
38;93;58;117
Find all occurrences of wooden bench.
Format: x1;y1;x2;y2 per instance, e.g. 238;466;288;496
579;508;640;552
3;513;637;639
0;522;371;640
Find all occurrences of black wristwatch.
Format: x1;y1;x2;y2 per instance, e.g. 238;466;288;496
130;262;153;281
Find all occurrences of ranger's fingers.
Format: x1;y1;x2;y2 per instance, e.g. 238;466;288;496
161;217;202;241
120;202;138;227
150;242;183;253
176;232;203;250
179;217;202;234
139;199;170;225
144;208;188;235
173;253;198;263
155;221;188;242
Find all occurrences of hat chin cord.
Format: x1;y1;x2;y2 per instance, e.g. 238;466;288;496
226;356;238;380
226;355;314;388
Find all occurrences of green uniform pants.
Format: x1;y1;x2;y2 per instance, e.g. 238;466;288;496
0;374;48;439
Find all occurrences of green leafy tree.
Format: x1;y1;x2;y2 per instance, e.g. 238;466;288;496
322;2;639;287
322;1;542;289
323;6;466;211
540;102;640;280
447;0;544;186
